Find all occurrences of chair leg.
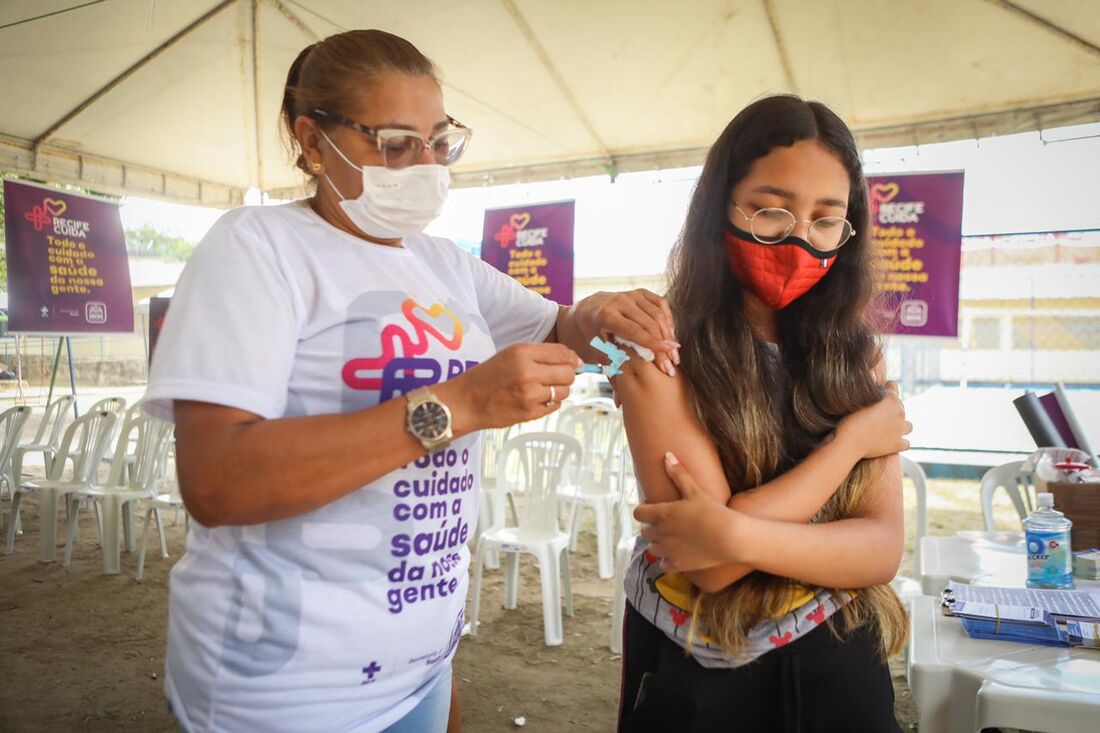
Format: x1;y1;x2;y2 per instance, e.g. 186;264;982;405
478;491;500;570
5;493;22;554
63;497;81;566
137;505;155;582
101;496;122;575
503;551;519;610
537;548;564;646
610;547;629;654
154;507;168;558
470;538;486;637
566;498;581;552
561;545;573;618
123;502;136;553
594;499;614;580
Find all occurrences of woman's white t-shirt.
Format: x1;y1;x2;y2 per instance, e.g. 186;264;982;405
143;201;558;732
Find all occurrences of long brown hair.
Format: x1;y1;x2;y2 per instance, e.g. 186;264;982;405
669;94;907;660
280;30;439;177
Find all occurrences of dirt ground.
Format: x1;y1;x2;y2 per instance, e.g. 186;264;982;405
0;471;1017;732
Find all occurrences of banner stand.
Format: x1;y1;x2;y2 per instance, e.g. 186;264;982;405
45;338;63;407
14;335;25;403
43;337;79;416
65;337;78;417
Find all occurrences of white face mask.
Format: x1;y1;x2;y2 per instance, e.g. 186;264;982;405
318;128;450;239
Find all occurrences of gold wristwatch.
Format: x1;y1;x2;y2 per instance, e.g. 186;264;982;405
405;388;454;451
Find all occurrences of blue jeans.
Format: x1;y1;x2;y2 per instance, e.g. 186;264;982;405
383;664;453;733
166;665;452;733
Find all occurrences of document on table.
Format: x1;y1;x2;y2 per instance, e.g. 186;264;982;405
944;581;1100;622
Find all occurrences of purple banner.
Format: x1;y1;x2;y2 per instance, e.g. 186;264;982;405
3;179;134;333
868;171;965;337
481;200;575;305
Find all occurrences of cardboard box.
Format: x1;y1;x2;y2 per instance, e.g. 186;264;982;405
1048;481;1100;549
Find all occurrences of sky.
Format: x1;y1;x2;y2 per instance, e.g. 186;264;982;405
119;121;1100;279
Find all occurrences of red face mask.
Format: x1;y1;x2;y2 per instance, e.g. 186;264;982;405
723;225;838;310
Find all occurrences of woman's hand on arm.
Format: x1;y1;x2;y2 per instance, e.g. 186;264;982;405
546;290;680;376
175;342;582;527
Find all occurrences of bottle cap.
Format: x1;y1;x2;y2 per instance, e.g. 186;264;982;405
1038;492;1054;508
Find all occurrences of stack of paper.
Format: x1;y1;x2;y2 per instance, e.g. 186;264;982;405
1074;549;1100;580
1065;621;1100;648
942;581;1100;649
951;601;1065;647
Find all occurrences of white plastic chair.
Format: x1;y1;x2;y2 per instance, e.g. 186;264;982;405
84;396;127;417
890;456;930;612
136;453;186;582
480;427;520;524
65;396;127;475
11;395;74;489
980;460;1034;531
557;403;625;579
63;411;172;574
900;455;929;574
471;432;581;646
609;448;637;654
0;406;33;538
0;406;33;499
5;409;118;562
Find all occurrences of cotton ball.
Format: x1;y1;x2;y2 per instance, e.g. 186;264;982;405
613;336;655;363
513;716;526;727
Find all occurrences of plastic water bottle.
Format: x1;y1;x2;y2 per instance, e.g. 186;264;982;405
1024;493;1074;589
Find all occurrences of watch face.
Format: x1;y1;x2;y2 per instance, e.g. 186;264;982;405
411;401;450;440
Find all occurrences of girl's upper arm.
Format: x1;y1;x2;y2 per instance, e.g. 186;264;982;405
612;355;731;505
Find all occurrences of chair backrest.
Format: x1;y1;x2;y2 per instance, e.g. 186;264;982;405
577;396;617;411
0;405;32;469
497;432;581;534
899;455;929;572
116;401;147;453
105;408;172;488
480;424;519;483
50;410;119;483
29;395;75;448
980;459;1033;531
85;396;126;416
557;404;624;493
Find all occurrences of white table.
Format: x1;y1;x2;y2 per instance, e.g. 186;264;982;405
919;530;1032;595
909;532;1100;733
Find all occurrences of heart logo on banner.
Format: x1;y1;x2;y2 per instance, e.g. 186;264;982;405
870;182;899;204
509;212;531;231
43;198;67;217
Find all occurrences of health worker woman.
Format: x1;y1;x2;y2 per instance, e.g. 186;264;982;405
143;29;678;733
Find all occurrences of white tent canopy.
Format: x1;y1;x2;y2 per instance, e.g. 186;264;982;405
2;0;1098;207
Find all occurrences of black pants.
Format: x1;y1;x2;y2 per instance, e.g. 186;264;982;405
618;604;901;733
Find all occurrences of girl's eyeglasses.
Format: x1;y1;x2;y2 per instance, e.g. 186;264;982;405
734;205;855;252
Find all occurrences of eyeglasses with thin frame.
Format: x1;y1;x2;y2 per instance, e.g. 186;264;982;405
733;205;855;252
310;108;472;169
